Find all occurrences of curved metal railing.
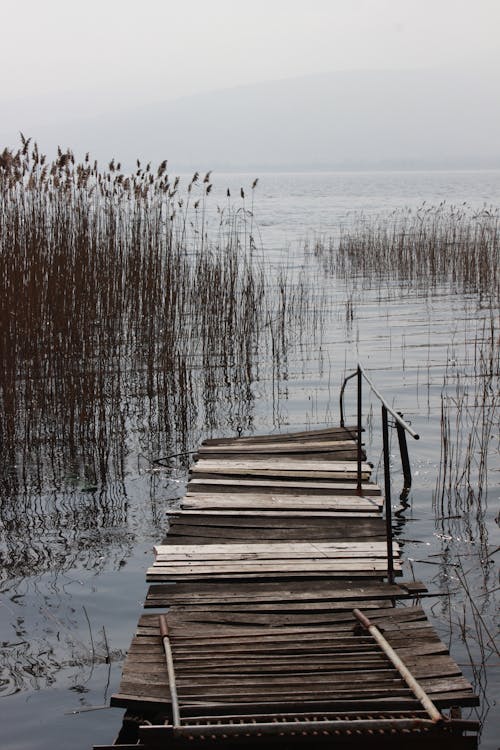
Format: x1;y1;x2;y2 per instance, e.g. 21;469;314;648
339;363;420;583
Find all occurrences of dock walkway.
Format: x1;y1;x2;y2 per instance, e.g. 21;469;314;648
97;426;479;749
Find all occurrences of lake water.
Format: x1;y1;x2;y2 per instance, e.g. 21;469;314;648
0;169;498;749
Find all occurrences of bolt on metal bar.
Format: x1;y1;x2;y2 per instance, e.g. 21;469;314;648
352;608;444;723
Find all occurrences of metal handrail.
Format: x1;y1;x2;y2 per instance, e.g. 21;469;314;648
357;363;420;439
339;363;420;584
340;363;419;440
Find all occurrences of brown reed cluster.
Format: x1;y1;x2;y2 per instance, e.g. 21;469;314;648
0;138;319;516
317;204;500;302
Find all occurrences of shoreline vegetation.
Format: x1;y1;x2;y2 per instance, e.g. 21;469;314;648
0;139;321;499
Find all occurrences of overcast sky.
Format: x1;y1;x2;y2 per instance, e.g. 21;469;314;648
2;0;499;110
1;0;499;168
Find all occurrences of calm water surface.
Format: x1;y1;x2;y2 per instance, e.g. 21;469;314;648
0;170;498;749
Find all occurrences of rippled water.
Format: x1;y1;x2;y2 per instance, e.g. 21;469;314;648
0;170;498;749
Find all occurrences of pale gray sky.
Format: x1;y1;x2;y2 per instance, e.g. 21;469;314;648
1;0;499;168
1;0;499;109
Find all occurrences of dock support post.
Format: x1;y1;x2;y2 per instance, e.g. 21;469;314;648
396;411;412;489
357;365;363;495
382;405;395;584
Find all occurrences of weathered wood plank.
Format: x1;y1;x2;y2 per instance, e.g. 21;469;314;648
139;605;427;628
201;426;360;446
148;559;401;575
195;450;363;463
193;458;370;472
155;541;399;557
145;580;426;606
164;531;386;545
167;512;386;526
198;444;361;455
181;496;383;512
186;478;382;495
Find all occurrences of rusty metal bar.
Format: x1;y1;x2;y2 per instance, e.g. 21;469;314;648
140;717;480;740
159;615;180;728
353;608;443;723
141;717;462;741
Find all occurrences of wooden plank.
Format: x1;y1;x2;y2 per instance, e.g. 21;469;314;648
131;652;459;676
140;605;427;628
165;622;439;642
201;426;360;446
146;578;424;597
181;496;383;511
193;459;370;472
164;531;386;545
153;560;401;573
164;520;386;542
155;541;399;557
198;441;360;451
156;600;396;615
145;581;425;606
191;460;372;481
167;512;386;527
147;566;401;583
199;439;358;451
195;450;363;462
187;478;382;495
170;508;382;517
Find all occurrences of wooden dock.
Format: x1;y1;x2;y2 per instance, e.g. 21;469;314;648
96;425;479;749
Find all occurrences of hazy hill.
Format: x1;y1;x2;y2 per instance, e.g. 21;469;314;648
3;68;500;170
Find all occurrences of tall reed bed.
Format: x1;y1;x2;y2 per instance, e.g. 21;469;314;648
315;204;500;301
0;139;323;578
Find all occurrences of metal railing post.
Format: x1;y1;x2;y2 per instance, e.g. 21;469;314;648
396;411;412;489
357;365;363;495
382;404;395;585
339;363;419;507
339;370;357;428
